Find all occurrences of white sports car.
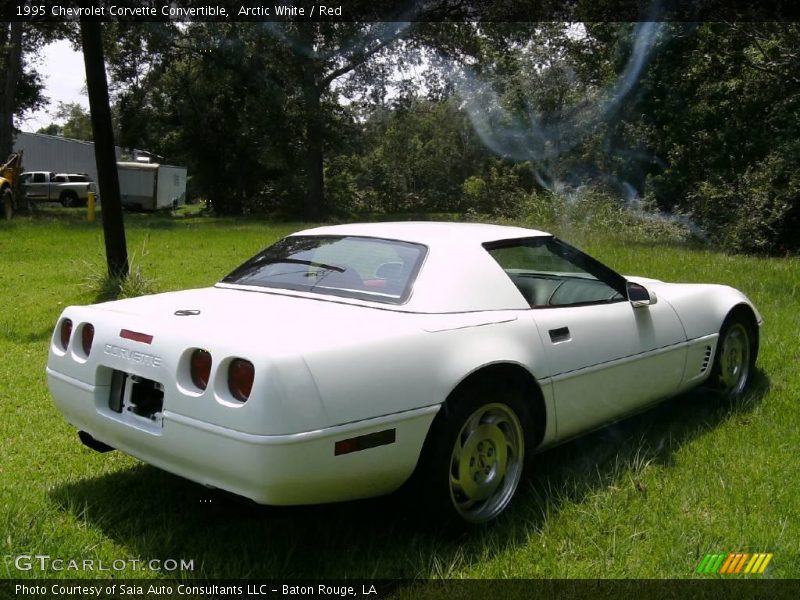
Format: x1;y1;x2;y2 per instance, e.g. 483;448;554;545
47;222;761;524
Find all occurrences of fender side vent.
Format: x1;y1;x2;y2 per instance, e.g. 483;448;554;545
700;346;712;374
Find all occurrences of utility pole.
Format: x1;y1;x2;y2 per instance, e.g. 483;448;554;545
81;19;129;280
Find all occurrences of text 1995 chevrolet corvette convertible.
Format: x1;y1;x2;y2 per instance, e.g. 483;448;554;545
47;222;760;524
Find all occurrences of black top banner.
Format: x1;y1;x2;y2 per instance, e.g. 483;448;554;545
5;0;800;23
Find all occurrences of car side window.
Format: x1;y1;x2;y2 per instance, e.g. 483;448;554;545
32;173;46;183
485;238;626;308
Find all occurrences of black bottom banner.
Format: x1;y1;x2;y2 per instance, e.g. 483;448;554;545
4;579;800;600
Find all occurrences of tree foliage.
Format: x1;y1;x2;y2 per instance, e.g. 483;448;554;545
21;20;792;255
102;20;416;217
632;23;800;253
37;102;94;141
0;22;72;157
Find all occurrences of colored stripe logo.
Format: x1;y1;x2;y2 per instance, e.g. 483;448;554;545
696;553;773;574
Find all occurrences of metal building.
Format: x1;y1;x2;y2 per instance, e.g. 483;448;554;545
13;131;124;187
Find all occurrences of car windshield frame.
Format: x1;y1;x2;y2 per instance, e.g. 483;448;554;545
221;235;428;305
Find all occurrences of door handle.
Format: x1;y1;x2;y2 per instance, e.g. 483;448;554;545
549;327;571;343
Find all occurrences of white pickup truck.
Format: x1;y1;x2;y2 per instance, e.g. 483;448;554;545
20;171;97;207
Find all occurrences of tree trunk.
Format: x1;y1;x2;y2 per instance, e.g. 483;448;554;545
301;62;326;220
81;21;129;280
0;22;23;159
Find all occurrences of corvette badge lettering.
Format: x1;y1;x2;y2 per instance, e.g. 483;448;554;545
104;344;162;368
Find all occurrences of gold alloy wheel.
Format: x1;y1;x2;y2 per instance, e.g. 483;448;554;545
719;322;751;396
448;402;525;523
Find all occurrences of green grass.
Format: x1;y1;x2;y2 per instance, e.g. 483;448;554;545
0;207;798;581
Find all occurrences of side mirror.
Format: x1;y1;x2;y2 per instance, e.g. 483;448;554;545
627;281;658;308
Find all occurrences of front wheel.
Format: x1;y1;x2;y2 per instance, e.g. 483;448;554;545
711;314;757;399
416;385;531;525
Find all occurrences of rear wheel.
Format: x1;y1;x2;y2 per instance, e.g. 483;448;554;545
416;383;531;525
711;313;757;398
60;191;78;207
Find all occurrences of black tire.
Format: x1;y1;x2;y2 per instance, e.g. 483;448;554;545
60;191;78;207
710;312;758;399
2;187;12;220
414;381;532;526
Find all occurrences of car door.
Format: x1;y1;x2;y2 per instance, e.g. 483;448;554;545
24;172;48;201
531;298;686;440
485;238;687;441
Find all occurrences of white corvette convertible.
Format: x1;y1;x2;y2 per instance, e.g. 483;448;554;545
47;222;761;524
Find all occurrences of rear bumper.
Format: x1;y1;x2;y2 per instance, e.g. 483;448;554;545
47;368;438;505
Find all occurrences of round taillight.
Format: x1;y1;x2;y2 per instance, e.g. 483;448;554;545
228;358;254;402
190;349;212;390
60;319;73;350
81;324;94;355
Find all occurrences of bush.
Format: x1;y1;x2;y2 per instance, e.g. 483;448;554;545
513;186;693;244
80;238;157;302
325;162;361;214
690;153;800;255
462;176;488;212
460;161;533;217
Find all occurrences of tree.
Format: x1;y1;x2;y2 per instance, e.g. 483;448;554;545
36;123;62;137
102;20;415;217
0;23;23;158
626;23;800;252
108;22;301;214
0;22;71;158
281;22;411;218
54;102;94;141
343;97;494;213
81;21;128;280
36;102;94;141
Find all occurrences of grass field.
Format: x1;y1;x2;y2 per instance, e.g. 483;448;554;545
0;208;798;581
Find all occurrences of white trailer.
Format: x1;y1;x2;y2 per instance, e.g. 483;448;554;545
117;162;187;210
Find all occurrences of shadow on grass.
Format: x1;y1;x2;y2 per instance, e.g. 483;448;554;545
48;371;769;579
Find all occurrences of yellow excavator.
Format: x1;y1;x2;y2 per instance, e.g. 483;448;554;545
1;152;23;220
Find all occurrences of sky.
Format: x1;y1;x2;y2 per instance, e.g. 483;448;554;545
22;39;89;132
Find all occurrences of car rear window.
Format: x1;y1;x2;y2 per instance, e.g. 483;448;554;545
221;235;427;304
